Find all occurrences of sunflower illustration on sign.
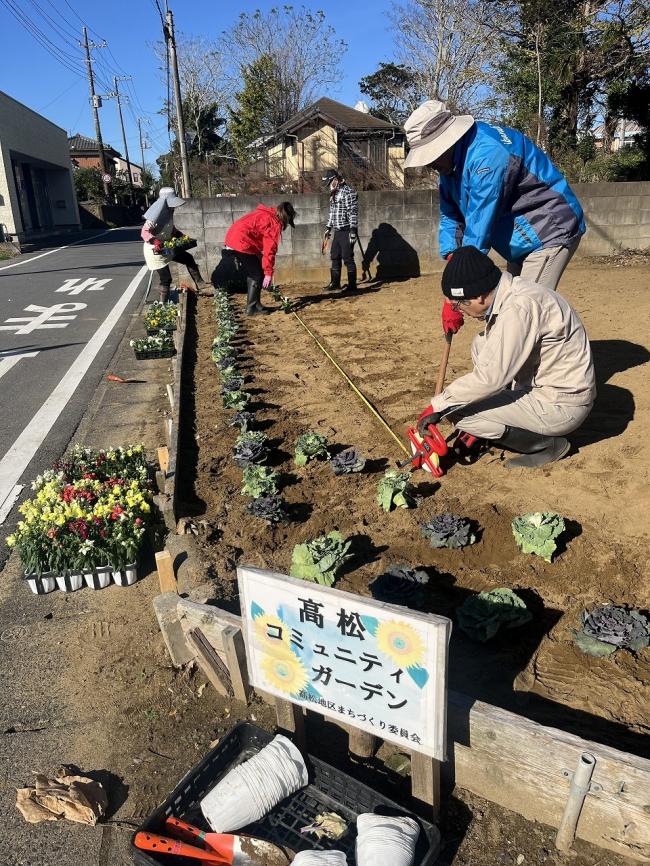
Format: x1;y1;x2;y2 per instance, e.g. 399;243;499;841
376;619;425;669
253;613;293;657
261;651;309;696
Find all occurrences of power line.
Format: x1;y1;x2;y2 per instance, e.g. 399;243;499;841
0;0;84;77
25;0;83;52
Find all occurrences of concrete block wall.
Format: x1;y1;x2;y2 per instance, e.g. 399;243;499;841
173;182;650;285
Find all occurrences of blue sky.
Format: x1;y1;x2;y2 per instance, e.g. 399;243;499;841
0;0;395;170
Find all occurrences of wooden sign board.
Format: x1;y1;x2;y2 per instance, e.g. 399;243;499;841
237;566;451;760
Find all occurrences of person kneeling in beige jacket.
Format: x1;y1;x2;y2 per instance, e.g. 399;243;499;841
417;246;596;468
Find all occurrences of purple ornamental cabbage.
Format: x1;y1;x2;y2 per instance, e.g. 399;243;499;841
220;376;245;393
370;564;430;607
232;432;268;467
229;411;254;431
421;513;476;549
574;605;650;656
247;495;288;524
330;448;366;476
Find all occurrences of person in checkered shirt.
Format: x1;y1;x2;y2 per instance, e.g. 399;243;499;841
322;169;359;291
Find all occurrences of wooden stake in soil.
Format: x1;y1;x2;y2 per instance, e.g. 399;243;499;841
348;728;377;759
157;446;170;475
275;698;306;752
155;549;177;594
411;751;442;822
186;627;234;698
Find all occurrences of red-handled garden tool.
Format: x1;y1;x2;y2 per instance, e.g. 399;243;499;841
133;830;227;863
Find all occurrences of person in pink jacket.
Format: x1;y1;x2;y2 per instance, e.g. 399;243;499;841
215;202;296;315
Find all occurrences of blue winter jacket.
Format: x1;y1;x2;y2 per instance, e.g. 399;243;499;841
439;122;585;263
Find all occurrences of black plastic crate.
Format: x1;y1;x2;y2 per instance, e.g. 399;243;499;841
133;348;176;360
131;722;440;866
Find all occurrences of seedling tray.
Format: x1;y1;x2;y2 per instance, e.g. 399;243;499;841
131;722;440;866
163;239;197;253
146;326;177;336
134;348;176;360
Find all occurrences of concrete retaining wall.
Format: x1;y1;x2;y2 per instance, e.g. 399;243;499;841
173;182;650;284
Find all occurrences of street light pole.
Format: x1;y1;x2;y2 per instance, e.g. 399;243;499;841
165;8;191;198
81;26;110;199
138;118;150;206
112;77;136;205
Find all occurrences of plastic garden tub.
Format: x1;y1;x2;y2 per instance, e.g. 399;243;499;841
130;722;440;866
134;348;176;361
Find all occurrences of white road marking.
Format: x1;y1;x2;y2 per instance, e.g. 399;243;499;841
0;302;86;334
0;350;39;381
0;227;122;272
56;277;112;295
0;265;148;522
0;484;23;526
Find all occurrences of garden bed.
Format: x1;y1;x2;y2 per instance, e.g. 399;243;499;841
181;263;649;756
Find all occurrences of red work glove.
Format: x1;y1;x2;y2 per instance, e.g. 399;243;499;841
442;299;464;336
262;275;272;290
152;238;163;254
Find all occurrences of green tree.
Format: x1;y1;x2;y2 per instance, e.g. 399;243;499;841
359;63;422;124
73;167;104;202
229;55;279;166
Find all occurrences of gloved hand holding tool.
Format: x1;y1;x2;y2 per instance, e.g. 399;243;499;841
441;299;464;335
349;227;357;244
152;238;163;254
321;227;331;255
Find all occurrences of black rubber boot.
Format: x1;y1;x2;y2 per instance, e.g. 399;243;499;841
345;265;358;291
323;268;341;291
494;425;570;468
188;266;212;295
245;278;271;315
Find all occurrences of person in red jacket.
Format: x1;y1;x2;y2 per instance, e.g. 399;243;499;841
215;201;296;315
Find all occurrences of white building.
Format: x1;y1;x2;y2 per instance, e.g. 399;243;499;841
114;155;144;187
0;90;80;243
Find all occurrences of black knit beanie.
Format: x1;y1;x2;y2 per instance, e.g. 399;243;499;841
441;246;501;300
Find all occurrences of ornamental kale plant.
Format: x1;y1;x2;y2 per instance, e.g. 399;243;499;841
370;564;430;607
222;389;250;410
377;470;416;512
330;448;366;476
457;588;532;642
574;605;650;657
294;432;329;466
247;495;288;524
421;513;476;549
212;344;236;363
229;411;254;432
232;431;268;467
512;512;566;562
221;376;245;393
241;465;279;498
290;531;353;586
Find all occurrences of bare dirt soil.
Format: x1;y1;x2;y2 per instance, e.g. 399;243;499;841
186;261;649;756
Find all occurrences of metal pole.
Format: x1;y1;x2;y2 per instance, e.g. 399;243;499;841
138;118;149;206
82;26;110;199
113;78;136;206
555;752;596;852
166;8;191;198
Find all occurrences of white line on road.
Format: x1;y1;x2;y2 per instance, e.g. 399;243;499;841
0;350;38;381
0;265;148;524
0;227;122;272
0;484;23;525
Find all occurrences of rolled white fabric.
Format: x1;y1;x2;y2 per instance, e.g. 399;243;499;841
356;813;420;866
293;852;348;865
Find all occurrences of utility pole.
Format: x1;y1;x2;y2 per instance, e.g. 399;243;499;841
165;8;191;197
111;77;136;205
138;118;150;206
81;26;110;199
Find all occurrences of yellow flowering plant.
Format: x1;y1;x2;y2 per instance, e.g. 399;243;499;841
144;301;178;333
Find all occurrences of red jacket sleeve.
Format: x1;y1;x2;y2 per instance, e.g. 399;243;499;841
261;215;282;276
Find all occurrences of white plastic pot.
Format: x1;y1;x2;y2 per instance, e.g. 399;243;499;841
56;573;84;592
25;573;57;594
84;568;112;590
111;564;138;586
355;813;420;866
293;852;348;865
201;734;308;833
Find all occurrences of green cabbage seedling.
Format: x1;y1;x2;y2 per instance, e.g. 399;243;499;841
294;432;329;466
241;465;279;498
377;470;416;512
512;512;566;562
457;588;532;642
290;531;352;586
222;390;250;410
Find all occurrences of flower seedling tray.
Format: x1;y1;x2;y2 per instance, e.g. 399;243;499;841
130;722;440;866
134;348;176;361
146;326;177;336
163;239;197;253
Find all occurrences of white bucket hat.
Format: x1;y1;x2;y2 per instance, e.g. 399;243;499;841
404;100;474;169
158;186;186;207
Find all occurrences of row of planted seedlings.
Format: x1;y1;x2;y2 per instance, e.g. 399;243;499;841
211;294;649;655
7;445;156;594
130;300;179;360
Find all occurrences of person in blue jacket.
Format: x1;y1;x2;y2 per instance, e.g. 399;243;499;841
403;100;586;336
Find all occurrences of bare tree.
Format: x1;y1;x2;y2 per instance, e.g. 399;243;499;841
390;0;494;113
221;7;347;128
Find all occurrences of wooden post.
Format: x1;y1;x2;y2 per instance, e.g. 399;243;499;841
411;752;442;822
166;383;174;410
166;417;173;444
157;446;169;474
155;549;177;594
348;728;378;759
222;625;250;703
186;627;234;698
275;698;306;752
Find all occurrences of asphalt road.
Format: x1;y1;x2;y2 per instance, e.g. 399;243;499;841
0;227;150;561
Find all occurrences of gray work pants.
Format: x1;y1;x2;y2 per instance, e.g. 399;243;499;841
447;331;593;439
507;238;580;291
